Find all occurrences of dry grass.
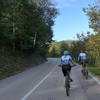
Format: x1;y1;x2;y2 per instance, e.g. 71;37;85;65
0;55;45;80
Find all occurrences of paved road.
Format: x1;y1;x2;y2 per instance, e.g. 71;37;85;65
0;58;100;100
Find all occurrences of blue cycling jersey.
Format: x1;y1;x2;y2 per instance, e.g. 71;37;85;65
61;55;72;65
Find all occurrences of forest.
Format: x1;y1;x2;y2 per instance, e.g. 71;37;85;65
0;0;58;79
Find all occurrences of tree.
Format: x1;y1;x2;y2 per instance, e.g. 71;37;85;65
48;41;72;57
82;0;100;66
60;41;70;55
0;0;58;56
83;0;100;33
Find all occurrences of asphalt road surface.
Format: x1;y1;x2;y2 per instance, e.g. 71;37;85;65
0;58;100;100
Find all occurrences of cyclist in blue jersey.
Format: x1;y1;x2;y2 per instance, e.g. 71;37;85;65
61;51;73;84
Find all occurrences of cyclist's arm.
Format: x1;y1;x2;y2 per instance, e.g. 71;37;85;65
78;54;81;61
60;56;63;65
69;56;73;62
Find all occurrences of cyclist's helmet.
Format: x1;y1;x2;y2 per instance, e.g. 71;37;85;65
64;51;70;55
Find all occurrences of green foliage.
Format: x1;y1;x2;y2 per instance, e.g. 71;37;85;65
86;34;100;58
0;0;58;79
0;0;58;56
69;32;89;60
88;66;100;76
48;41;72;57
86;33;100;66
48;42;60;57
70;0;100;67
74;1;100;67
60;41;70;55
83;1;100;32
83;1;100;67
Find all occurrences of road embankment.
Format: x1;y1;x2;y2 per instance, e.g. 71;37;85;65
0;55;46;80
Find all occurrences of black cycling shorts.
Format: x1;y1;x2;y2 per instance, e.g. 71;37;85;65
62;64;71;77
80;59;87;67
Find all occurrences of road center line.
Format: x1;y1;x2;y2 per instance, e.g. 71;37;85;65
89;73;100;85
21;66;57;100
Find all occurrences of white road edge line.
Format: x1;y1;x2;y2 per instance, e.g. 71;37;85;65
21;66;57;100
89;73;100;85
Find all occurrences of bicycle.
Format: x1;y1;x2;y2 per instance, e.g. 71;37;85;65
58;63;75;96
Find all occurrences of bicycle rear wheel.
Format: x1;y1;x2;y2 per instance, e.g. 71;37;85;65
65;76;70;96
82;69;85;76
66;85;70;96
85;70;88;79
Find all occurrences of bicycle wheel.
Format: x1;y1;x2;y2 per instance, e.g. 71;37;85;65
65;76;70;96
66;84;70;96
82;69;85;76
85;70;88;79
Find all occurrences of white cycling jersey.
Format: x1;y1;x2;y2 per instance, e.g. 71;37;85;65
78;53;87;60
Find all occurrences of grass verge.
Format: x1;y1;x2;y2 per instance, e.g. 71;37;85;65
88;66;100;77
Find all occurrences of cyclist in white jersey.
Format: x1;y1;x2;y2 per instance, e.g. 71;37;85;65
78;51;88;71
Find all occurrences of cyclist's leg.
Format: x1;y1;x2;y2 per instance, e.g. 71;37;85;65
84;61;88;79
81;60;85;73
69;64;73;81
65;70;68;86
62;67;67;85
84;61;88;73
83;60;87;71
68;68;73;82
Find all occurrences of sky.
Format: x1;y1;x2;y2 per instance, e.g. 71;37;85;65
50;0;94;41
